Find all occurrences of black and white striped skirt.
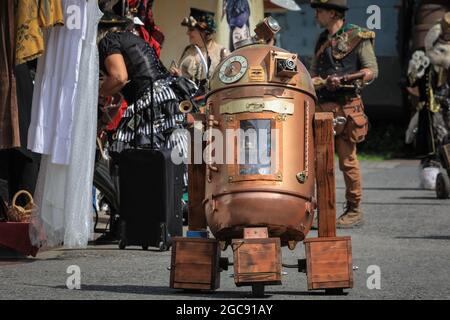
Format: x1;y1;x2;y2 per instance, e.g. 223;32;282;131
110;83;190;187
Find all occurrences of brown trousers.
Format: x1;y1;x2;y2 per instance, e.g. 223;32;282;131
317;99;363;205
335;136;362;204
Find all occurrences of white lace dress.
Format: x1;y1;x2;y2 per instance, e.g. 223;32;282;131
30;0;103;248
27;0;86;165
63;0;103;247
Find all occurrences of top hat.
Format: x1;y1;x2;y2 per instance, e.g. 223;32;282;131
310;0;348;11
181;8;216;34
98;11;132;28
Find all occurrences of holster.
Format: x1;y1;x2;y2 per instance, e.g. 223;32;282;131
317;96;369;143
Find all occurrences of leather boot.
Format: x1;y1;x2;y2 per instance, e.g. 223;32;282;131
336;202;363;229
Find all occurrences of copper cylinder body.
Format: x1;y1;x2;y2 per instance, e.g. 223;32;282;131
203;44;317;246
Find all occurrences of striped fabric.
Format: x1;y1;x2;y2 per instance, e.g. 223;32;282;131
110;79;189;187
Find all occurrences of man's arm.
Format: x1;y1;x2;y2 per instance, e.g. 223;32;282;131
358;39;379;83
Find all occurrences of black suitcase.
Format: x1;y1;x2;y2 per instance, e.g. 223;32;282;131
118;148;183;251
116;78;183;251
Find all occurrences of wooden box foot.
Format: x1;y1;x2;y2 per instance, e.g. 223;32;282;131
170;237;221;291
304;236;353;291
232;235;282;287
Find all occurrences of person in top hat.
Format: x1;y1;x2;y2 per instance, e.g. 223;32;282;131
170;8;228;102
309;0;379;228
407;12;450;182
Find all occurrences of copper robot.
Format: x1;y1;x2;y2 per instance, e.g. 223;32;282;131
170;17;353;296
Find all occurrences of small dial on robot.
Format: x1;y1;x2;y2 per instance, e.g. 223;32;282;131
219;55;249;84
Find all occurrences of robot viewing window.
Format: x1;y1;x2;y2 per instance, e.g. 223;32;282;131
239;120;273;176
225;113;283;183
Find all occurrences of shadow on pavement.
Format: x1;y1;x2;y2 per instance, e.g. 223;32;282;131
60;247;168;253
398;196;440;200
395;236;450;241
338;187;425;191
0;259;36;266
48;284;347;299
358;202;449;206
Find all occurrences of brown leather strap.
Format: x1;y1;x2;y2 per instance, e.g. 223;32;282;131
315;39;331;59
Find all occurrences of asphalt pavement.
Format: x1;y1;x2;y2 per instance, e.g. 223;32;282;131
0;159;449;300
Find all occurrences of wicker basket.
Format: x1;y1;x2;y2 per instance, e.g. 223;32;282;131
6;190;37;223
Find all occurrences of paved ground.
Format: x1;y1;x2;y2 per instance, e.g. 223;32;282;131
1;160;449;300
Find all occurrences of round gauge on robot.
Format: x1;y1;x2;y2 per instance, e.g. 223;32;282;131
219;55;249;84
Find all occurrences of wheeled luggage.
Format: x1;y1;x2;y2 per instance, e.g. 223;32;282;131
118;148;183;251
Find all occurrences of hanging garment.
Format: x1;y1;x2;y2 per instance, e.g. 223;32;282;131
15;63;42;163
30;155;66;247
0;64;41;202
38;0;65;28
63;0;103;247
0;1;20;149
15;0;64;65
30;0;102;248
15;0;45;65
29;0;87;247
27;0;86;165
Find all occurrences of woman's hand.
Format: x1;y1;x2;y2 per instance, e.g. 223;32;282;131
170;66;182;77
